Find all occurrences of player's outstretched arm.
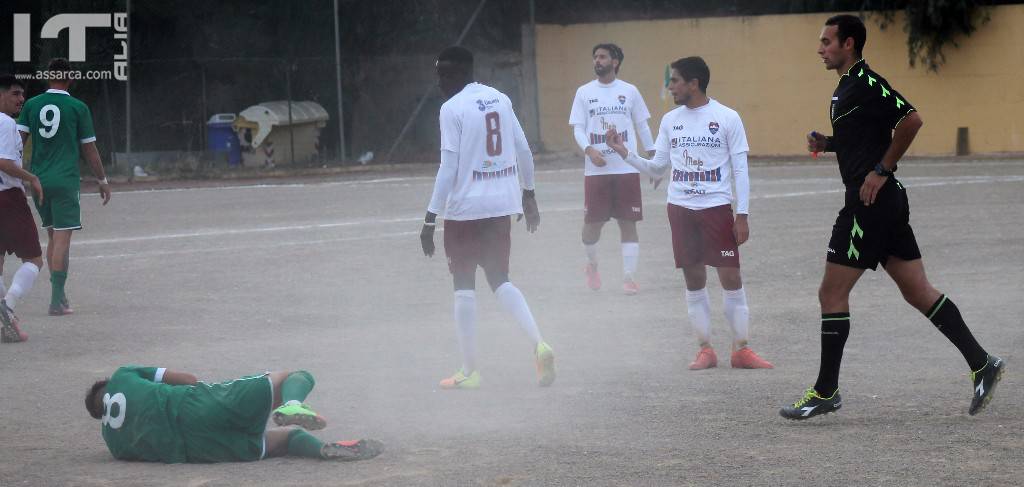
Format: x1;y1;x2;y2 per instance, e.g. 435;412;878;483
161;370;198;385
81;142;111;205
604;128;669;177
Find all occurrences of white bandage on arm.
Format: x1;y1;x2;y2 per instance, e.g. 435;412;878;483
624;150;671;179
427;150;458;215
636;122;656;152
514;122;536;191
731;151;750;214
573;124;591;152
154;368;167;383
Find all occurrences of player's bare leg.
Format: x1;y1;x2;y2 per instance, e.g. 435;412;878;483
617;219;640;294
582;222;604;290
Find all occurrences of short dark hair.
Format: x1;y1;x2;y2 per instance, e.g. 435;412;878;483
85;379;108;420
825;14;866;57
592;43;624;73
0;74;24;92
47;58;72;73
437;46;474;71
671;56;710;93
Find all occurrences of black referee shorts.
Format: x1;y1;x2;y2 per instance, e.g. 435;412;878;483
826;178;922;270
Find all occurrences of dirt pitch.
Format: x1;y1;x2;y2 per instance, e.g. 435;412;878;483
1;158;1021;486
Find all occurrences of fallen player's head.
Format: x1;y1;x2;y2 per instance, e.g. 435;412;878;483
85;379;109;419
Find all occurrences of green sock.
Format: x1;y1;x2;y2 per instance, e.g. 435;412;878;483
50;271;67;307
281;370;315;404
287;429;326;459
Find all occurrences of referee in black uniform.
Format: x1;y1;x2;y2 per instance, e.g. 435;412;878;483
780;14;1004;420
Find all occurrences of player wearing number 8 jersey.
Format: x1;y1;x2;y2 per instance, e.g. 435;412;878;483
420;46;555;390
17;58;111;317
85;367;383;463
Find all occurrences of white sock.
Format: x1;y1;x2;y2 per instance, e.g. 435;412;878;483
454;290;478;373
0;274;6;300
494;282;542;346
4;262;40;310
723;287;750;345
622;242;639;279
685;288;712;346
584;243;598;266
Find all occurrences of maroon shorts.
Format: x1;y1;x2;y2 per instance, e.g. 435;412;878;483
667;203;739;268
443;216;512;276
584;173;643;223
0;188;42;259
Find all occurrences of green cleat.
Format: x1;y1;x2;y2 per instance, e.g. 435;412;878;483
272;402;327;430
536;341;556;387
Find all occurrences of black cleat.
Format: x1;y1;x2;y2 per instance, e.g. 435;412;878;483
969;355;1005;416
320;439;384;461
780;387;842;420
0;300;28;343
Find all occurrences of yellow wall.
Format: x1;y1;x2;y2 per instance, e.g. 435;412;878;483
536;6;1024;156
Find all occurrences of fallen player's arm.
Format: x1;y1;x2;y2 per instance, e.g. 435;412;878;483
161;370;198;385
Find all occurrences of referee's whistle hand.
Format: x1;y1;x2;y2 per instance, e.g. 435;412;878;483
807;131;826;153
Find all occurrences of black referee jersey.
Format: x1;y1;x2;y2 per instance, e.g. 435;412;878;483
824;59;916;187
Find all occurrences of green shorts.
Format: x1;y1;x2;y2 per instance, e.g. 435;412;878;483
179;373;273;463
33;184;81;230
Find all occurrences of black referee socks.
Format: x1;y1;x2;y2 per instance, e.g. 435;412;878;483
814;312;851;398
926;295;988;371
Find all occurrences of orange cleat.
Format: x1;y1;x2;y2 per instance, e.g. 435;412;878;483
688;347;718;370
730;347;774;369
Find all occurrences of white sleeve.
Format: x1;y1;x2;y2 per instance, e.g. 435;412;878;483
439;104;460;153
427;150;458;216
635;122;656;152
573;124;590;152
0;123;18;161
568;87;587;126
509;109;535;190
731;151;750;214
624;149;671;178
727;111;750;155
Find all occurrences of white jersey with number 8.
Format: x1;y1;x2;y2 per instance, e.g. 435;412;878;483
438;82;532;221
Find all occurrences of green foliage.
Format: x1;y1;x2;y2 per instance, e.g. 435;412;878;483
866;0;992;71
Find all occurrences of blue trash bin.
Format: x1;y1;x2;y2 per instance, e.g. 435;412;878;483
207;113;241;167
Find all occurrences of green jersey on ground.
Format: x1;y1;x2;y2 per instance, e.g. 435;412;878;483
16;89;96;187
100;366;190;463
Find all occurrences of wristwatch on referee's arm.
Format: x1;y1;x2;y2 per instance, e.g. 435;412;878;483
873;162;895;177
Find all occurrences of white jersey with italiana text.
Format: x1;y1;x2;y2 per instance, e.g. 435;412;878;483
569;79;652;176
654;99;748;209
438;83;531;221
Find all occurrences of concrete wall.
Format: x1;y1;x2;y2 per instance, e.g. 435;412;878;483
536;5;1024;156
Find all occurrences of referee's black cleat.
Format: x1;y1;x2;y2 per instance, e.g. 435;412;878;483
969;355;1005;416
780;387;842;420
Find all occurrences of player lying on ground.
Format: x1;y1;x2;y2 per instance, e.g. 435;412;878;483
85;367;383;463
